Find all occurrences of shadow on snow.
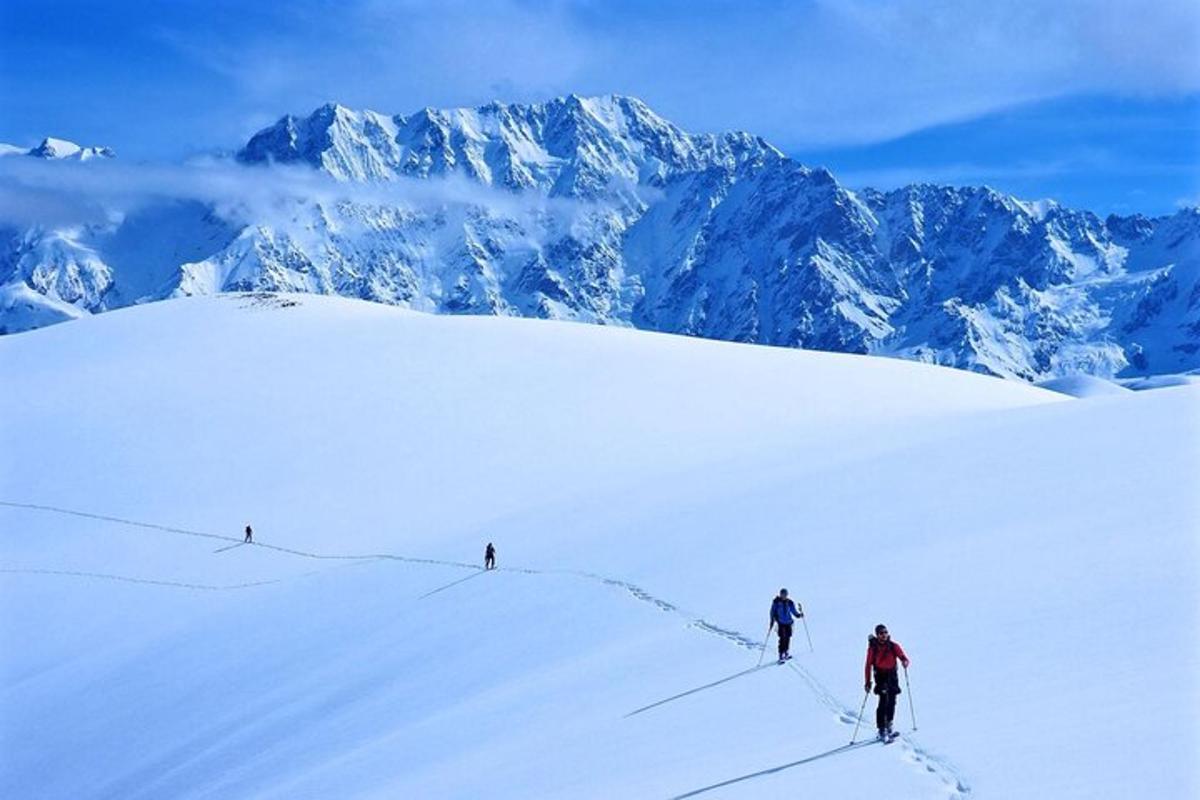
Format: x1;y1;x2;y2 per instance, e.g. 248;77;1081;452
669;740;878;799
625;663;776;718
417;568;489;599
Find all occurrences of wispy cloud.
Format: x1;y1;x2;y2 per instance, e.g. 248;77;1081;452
153;0;1200;149
3;1;1196;216
835;153;1196;195
153;0;600;145
0;156;588;232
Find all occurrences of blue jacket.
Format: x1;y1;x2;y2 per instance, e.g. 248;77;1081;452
771;597;801;626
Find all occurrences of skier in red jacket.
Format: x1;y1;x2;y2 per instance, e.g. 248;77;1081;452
864;624;909;741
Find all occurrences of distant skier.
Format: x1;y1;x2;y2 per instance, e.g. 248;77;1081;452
770;588;804;663
244;524;253;544
864;624;910;742
484;542;496;570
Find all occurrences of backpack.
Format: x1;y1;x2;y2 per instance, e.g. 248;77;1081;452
867;635;896;664
772;597;790;623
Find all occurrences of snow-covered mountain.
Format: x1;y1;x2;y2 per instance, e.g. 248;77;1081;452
0;137;124;331
1;136;116;161
3;96;1197;380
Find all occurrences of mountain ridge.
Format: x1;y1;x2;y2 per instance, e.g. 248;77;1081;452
1;136;115;161
2;94;1197;380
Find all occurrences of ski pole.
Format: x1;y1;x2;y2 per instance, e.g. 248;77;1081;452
757;620;775;666
801;607;813;653
903;666;917;731
850;690;870;744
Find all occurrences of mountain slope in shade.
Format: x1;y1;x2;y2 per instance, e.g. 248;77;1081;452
2;96;1197;380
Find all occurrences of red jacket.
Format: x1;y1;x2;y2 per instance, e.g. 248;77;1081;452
864;637;909;682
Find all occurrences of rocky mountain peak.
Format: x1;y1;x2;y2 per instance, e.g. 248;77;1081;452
5;98;1197;382
21;137;116;161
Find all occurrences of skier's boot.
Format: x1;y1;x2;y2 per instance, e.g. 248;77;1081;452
877;729;887;741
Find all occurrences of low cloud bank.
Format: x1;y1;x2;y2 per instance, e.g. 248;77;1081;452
0;155;592;232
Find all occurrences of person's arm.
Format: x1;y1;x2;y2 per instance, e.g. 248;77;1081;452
793;600;804;618
864;646;872;691
895;642;910;669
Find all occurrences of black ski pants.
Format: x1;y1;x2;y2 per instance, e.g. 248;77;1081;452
776;623;793;655
874;667;900;729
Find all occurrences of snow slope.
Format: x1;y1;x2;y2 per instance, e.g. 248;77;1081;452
1034;374;1132;398
1;294;1196;798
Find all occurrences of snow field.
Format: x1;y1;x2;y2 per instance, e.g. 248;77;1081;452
2;293;1196;798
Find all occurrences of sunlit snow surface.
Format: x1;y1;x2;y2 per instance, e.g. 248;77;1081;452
2;294;1197;799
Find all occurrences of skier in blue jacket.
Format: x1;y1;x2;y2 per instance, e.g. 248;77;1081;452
770;588;805;663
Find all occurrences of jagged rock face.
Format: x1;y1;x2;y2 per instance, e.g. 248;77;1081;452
3;96;1199;380
237;96;777;195
0;226;114;333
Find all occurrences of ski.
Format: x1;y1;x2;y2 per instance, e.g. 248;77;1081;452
849;737;886;747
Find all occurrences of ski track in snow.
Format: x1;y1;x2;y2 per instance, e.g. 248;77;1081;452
591;573;971;798
0;501;479;569
786;662;971;798
0;568;284;592
1;500;971;797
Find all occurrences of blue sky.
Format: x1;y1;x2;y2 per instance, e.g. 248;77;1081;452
2;0;1197;215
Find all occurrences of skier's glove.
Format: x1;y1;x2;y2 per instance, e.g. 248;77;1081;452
864;682;871;693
